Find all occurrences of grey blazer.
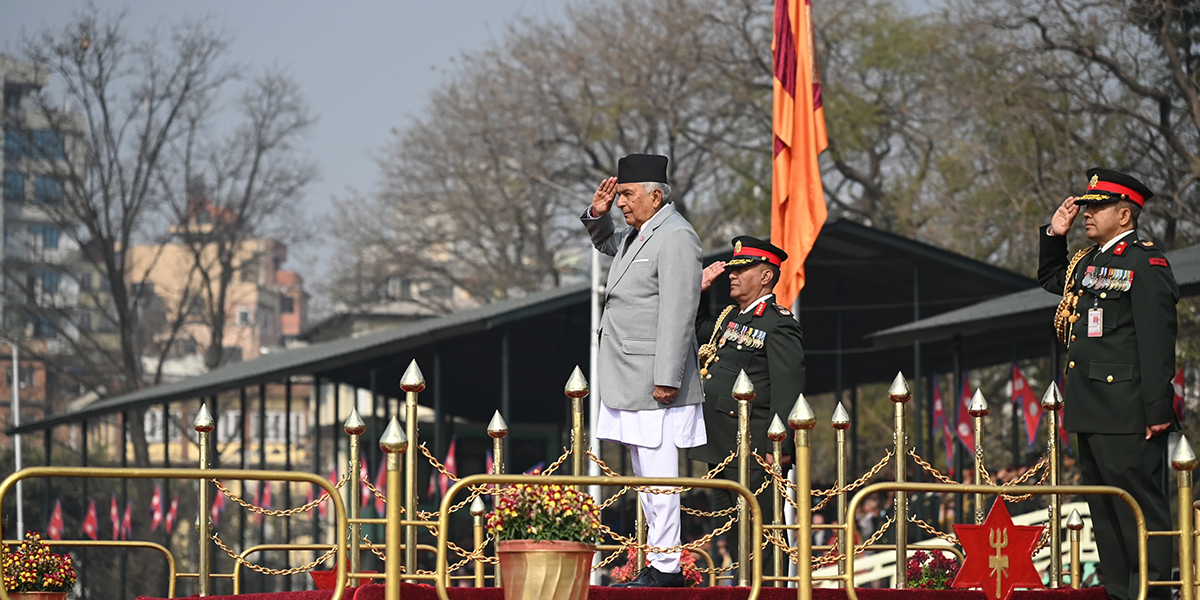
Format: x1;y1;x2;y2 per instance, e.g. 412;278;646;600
581;203;705;411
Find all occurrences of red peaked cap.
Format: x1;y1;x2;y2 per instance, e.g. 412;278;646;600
1074;168;1153;208
727;236;787;268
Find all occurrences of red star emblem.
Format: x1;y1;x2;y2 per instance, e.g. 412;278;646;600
952;498;1044;600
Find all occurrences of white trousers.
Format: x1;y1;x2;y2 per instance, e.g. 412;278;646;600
629;434;681;573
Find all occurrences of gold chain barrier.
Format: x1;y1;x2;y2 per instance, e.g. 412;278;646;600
9;364;1199;600
0;466;350;600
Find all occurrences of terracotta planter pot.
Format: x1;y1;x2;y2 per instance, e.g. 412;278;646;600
7;592;68;600
497;540;594;600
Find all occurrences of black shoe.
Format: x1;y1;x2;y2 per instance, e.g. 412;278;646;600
612;566;686;588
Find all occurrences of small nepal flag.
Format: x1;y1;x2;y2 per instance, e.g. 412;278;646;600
440;437;458;499
165;494;179;533
150;483;164;531
211;486;226;528
932;376;954;470
361;460;371;509
47;499;64;540
1174;367;1186;422
771;0;829;305
121;500;133;540
1012;366;1042;447
110;493;120;541
83;499;99;540
374;461;386;514
955;377;975;452
318;469;337;519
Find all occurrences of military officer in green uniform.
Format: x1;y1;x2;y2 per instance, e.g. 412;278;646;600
689;236;806;571
1039;168;1178;600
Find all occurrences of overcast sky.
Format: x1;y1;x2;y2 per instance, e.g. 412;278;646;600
1;0;570;289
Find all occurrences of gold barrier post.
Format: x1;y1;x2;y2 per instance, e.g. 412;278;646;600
842;482;1148;600
0;467;350;600
636;501;647;570
436;475;763;600
470;496;487;588
1172;435;1197;600
1066;509;1083;588
345;408;366;575
381;416;409;600
399;360;425;580
193;403;215;596
768;415;788;587
487;410;507;587
565;367;589;489
788;393;816;600
968;389;989;525
888;372;911;588
831;402;850;586
733;370;756;587
1041;383;1064;587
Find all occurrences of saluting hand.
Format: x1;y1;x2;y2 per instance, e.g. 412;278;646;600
592;177;618;217
701;261;726;292
1050;196;1081;236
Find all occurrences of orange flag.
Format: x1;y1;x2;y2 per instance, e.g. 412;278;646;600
772;0;828;306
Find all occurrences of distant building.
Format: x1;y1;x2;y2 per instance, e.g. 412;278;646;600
1;54;85;442
126;199;309;366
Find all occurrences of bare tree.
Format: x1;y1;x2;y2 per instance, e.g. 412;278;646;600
159;67;316;370
8;6;234;467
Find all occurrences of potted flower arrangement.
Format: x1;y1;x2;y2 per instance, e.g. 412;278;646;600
488;483;601;600
2;532;76;600
907;549;960;589
610;547;703;587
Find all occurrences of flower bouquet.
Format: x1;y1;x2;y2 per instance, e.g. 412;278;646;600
2;532;76;600
907;549;960;589
488;483;602;600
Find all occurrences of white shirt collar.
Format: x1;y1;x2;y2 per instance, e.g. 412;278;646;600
638;202;671;232
1100;229;1136;253
740;293;775;315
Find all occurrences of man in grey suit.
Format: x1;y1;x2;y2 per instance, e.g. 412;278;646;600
581;153;705;588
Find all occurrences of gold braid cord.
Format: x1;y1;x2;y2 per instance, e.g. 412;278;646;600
698;305;737;373
1055;247;1095;344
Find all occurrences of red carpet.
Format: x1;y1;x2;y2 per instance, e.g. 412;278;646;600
141;583;1112;600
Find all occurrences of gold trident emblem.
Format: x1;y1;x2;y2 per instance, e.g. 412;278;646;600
989;528;1010;599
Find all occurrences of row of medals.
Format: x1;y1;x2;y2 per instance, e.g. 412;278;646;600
721;320;765;350
1081;266;1133;292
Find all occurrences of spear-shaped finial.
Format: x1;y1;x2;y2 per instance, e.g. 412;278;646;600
1172;435;1198;471
888;372;912;403
1040;382;1063;411
564;366;589;399
767;415;788;442
344;407;366;435
487;410;509;439
787;394;816;430
967;389;990;417
379;416;409;454
732;370;755;402
193;403;215;433
831;402;851;430
399;359;426;393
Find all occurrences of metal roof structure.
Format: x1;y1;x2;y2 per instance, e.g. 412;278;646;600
868;242;1200;372
11;218;1037;435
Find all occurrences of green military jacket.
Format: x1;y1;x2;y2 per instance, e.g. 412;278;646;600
687;292;806;464
1038;225;1179;434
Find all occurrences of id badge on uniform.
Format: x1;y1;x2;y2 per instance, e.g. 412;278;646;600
1087;308;1104;337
